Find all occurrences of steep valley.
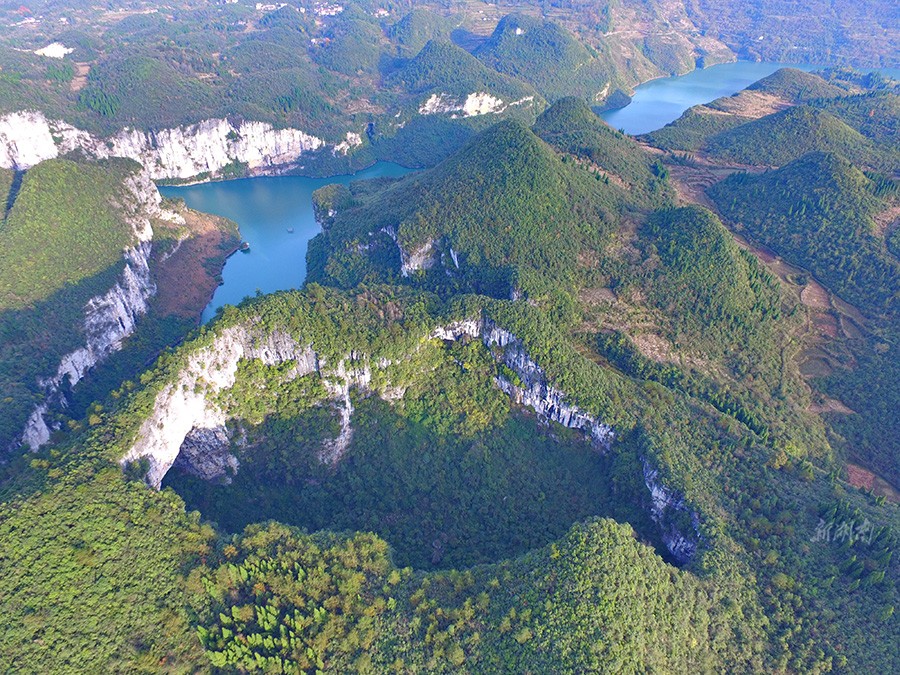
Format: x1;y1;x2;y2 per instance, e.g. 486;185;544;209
0;6;897;672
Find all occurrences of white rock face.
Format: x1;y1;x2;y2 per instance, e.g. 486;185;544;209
333;131;363;156
400;239;436;277
461;92;506;116
52;241;156;390
320;355;372;465
122;326;247;487
0;111;95;170
418;93;535;118
34;42;73;58
641;458;701;564
22;404;52;449
123;314;616;487
0;110;337;179
481;320;615;448
109;119;325;179
20;169;165;450
121;326;325;487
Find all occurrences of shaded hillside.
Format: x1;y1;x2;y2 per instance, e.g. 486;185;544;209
709;152;898;316
641;206;782;353
0;158;140;309
0;158;237;453
704;106;891;169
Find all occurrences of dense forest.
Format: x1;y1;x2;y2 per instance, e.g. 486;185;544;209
0;4;897;674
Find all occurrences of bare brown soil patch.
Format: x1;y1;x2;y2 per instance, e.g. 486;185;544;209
809;396;855;414
69;62;89;92
847;463;900;503
631;332;676;363
153;208;239;320
872;203;900;237
800;282;831;310
578;287;616;305
705;90;790;119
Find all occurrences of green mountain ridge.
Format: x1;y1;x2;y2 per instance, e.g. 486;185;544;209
311;117;630;300
704;106;890;169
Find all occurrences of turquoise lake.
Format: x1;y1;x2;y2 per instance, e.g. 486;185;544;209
163;61;897;321
599;61;826;134
160;162;412;322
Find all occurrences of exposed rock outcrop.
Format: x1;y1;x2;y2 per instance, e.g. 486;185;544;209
125;314;615;487
641;458;702;564
0;110;342;180
430;318;615;448
20;170;165;450
171;426;239;482
418;92;535;118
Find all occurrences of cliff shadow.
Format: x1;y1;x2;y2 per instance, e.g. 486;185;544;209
163;395;675;570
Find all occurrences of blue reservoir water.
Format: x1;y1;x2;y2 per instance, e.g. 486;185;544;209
160;162;412;322
161;62;898;322
599;61;827;135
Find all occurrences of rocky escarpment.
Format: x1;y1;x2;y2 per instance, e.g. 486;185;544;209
123;314;615;488
121;312;703;564
642;459;702;565
122;325;353;487
434;318;615;447
170;427;240;483
20;170;176;450
0;110;339;180
418;92;536;118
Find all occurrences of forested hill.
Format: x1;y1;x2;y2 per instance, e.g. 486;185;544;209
0;18;898;675
0;0;896;179
647;67;900;160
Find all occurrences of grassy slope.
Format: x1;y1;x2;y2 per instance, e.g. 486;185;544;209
0;158;145;446
645;106;751;152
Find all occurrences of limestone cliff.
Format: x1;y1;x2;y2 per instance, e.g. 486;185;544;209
418;92;536;118
20;169;174;450
641;459;702;564
122;314;614;488
0;110;347;180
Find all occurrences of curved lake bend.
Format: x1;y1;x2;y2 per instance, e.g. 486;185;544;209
161;62;898;321
599;61;828;135
160;162;413;322
600;61;900;135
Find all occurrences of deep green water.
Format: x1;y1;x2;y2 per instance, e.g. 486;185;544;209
160;162;412;322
